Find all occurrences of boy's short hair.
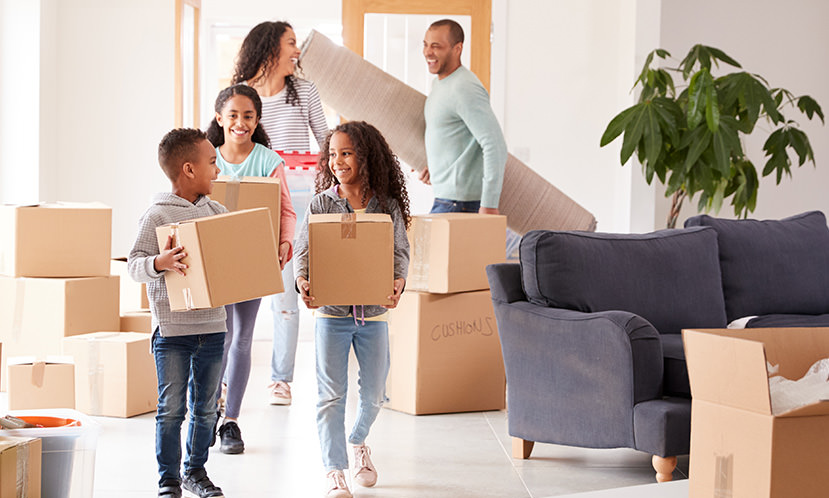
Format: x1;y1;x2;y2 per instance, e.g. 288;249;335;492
158;128;208;181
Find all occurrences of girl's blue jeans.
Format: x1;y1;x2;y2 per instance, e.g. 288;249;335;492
315;316;390;471
153;330;225;484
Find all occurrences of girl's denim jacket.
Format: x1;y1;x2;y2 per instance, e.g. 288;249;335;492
293;186;410;318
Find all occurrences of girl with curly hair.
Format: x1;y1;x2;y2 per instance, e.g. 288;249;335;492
233;20;329;407
293;121;410;498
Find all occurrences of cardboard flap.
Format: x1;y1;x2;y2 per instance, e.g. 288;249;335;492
778;399;829;417
310;213;391;224
215;175;280;185
683;329;773;414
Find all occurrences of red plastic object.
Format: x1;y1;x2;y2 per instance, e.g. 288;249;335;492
16;416;82;429
276;150;320;171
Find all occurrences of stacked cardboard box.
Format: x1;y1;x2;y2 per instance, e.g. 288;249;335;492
0;203;119;395
385;213;508;415
0;436;42;497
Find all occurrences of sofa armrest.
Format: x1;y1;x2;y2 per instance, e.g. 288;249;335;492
487;263;525;303
491;299;664;449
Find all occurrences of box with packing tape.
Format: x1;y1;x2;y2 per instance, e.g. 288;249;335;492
407;213;506;294
385;289;506;415
210;176;282;249
0;275;120;391
155;207;283;311
308;213;394;306
7;357;75;410
0;436;42;498
683;327;829;498
62;332;157;417
0;202;111;278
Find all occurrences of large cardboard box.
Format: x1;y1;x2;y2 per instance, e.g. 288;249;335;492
111;257;149;312
155;208;283;311
308;213;393;306
0;202;112;278
0;275;120;391
0;437;42;498
120;311;153;333
385;290;506;415
62;332;157;417
211;176;282;248
683;327;829;498
7;358;75;410
407;213;506;294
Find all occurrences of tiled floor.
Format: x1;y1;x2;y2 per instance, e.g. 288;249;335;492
3;303;689;497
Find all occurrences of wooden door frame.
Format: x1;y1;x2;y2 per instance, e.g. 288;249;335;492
175;0;201;128
342;0;492;91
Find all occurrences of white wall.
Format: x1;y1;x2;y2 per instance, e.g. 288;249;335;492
658;0;829;227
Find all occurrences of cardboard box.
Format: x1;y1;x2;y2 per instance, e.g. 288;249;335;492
7;358;75;410
385;290;506;415
62;332;157;417
0;437;42;498
111;257;149;312
155;208;283;311
683;327;829;498
308;213;393;306
0;202;112;278
407;213;506;294
120;311;153;333
211;176;281;249
0;275;120;391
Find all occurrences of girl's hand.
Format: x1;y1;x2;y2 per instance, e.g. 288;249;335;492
154;235;188;275
278;241;291;270
297;276;317;309
384;278;406;309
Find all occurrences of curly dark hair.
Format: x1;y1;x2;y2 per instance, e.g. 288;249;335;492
158;128;207;181
231;21;300;106
206;84;270;148
316;121;411;230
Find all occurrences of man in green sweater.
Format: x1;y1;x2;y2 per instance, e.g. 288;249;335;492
420;19;507;215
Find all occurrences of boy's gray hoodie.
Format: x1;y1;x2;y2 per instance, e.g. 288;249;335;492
293;186;410;318
128;192;228;337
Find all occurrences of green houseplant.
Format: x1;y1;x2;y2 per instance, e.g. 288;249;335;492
601;45;824;228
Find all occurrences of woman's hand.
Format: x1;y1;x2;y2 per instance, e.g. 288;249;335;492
154;235;188;275
384;278;406;309
296;276;317;309
278;241;292;270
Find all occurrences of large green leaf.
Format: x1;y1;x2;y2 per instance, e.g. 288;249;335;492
687;69;711;129
797;95;825;124
643;104;663;167
620;105;648;164
705;82;720;132
600;105;637;147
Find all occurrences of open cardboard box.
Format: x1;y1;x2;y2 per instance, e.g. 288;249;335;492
683;327;829;498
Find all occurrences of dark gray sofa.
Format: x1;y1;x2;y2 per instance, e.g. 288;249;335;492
486;210;829;482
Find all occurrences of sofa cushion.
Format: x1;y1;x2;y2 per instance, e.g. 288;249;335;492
519;227;727;335
685;211;829;322
746;314;829;328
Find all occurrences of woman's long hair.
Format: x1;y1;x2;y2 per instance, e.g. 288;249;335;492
231;21;299;106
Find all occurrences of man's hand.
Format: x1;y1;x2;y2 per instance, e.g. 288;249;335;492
296;276;317;309
478;206;499;215
154;235;188;275
278;241;291;270
383;278;406;309
415;166;431;185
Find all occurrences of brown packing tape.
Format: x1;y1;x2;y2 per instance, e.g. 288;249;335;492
714;454;733;498
341;213;357;239
299;30;597;234
224;180;241;211
409;218;431;290
87;336;108;415
31;361;45;388
17;440;30;496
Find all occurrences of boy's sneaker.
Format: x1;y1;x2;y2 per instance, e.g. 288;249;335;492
218;421;245;454
325;470;353;498
158;478;182;497
352;444;378;487
268;381;292;405
182;468;223;498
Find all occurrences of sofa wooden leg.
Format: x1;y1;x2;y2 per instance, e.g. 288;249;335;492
652;455;677;482
512;438;534;459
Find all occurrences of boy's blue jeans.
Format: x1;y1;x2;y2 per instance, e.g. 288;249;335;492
315;316;389;471
153;330;225;484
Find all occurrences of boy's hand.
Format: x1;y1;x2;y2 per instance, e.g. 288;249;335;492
383;278;406;309
154;235;188;275
278;241;291;270
297;276;317;309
